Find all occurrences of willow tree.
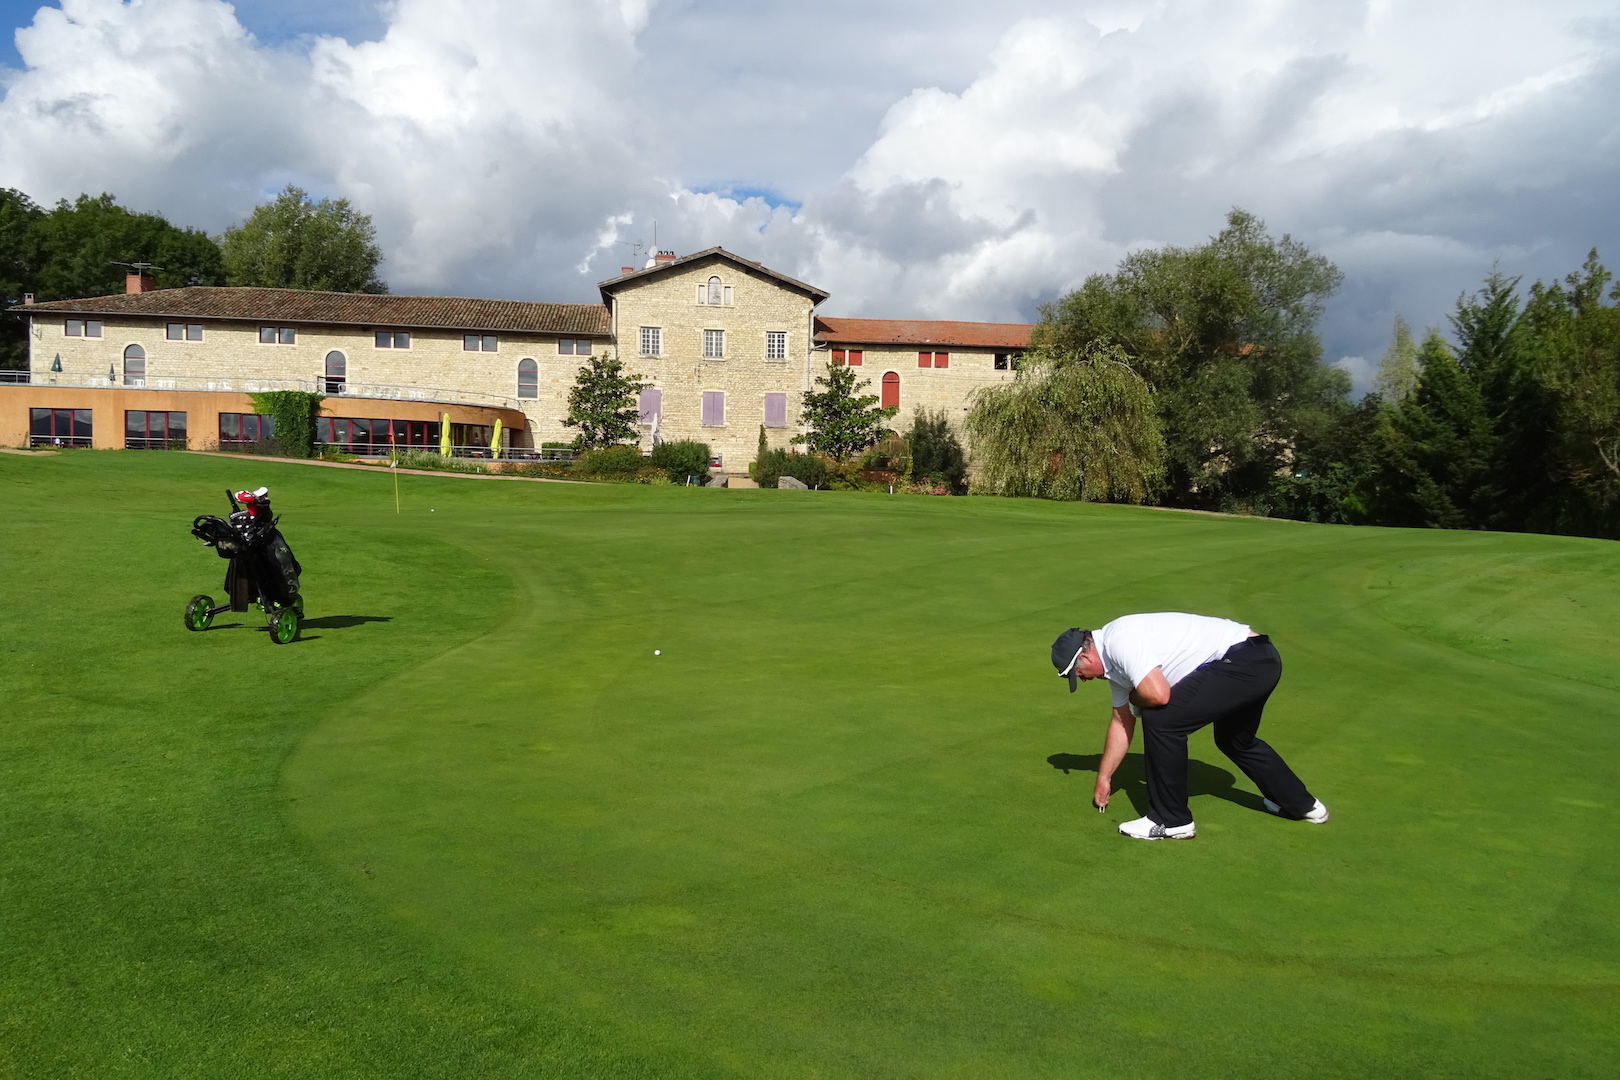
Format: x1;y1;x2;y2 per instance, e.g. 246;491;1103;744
965;342;1164;502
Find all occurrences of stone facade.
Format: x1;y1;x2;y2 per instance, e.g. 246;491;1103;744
12;250;1034;470
601;251;821;469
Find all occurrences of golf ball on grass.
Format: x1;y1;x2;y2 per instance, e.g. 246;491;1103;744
654;649;661;655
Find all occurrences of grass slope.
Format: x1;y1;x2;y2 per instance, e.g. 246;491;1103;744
2;450;1617;1078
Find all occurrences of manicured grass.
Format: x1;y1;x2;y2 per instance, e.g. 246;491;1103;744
2;449;1617;1077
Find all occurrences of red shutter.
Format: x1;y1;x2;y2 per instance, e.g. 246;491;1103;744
935;352;948;368
833;349;846;365
881;372;900;410
849;349;863;366
918;351;931;368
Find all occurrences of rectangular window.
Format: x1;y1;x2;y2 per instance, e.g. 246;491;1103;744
557;338;593;355
558;338;575;355
29;407;92;448
482;335;497;352
703;329;725;359
86;320;102;338
261;326;296;344
833;349;845;365
638;387;662;424
723;286;732;306
995;353;1010;370
640;326;661;357
919;351;931;368
188;323;202;340
374;330;411;348
848;348;862;366
261;327;276;344
376;331;391;348
166;323;200;340
766;331;787;361
219;413;274;444
394;332;409;348
279;327;295;344
65;320;82;337
764;392;787;429
125;410;186;449
918;351;948;368
463;334;479;351
701;391;725;427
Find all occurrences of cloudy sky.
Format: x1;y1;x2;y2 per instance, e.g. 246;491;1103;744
2;0;1617;389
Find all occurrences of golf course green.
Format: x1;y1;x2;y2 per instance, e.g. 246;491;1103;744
2;449;1616;1078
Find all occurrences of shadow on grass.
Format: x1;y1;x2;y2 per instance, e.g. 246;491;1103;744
299;615;392;629
1046;751;1268;814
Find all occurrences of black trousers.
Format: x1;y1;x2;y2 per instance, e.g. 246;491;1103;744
1138;636;1314;828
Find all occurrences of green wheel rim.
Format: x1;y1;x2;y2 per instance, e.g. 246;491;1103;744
272;610;299;645
185;595;214;632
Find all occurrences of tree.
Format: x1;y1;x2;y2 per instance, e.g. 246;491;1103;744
564;355;646;449
1373;317;1419;404
965;341;1164;503
906;408;968;493
1354;332;1492;528
222;185;386;293
795;362;896;460
0;188;44;368
1035;209;1346;510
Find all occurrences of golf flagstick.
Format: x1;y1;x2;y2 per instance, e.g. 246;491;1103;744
390;424;400;513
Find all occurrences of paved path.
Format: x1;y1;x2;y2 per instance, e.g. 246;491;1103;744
183;451;594;484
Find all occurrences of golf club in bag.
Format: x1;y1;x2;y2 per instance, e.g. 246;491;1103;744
185;486;305;644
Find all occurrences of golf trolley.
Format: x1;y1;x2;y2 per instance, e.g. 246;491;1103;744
185;487;305;645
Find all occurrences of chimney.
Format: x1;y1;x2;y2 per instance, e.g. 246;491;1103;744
621;266;634;276
653;250;676;267
22;293;33;305
126;270;156;294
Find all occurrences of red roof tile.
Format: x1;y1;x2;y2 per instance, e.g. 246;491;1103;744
814;317;1033;349
22;287;611;336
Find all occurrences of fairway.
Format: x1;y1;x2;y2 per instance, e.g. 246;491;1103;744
2;451;1617;1078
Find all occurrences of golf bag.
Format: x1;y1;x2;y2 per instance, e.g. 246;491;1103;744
186;488;304;644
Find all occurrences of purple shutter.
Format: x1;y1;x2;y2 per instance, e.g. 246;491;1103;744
764;393;786;428
638;388;662;423
702;391;724;426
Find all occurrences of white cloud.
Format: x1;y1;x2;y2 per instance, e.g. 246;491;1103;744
1;0;1617;389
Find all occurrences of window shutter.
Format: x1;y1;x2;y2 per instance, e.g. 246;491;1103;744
765;393;787;428
639;388;662;423
697;284;707;305
849;349;863;366
702;391;724;426
723;286;733;305
918;351;931;368
833;349;846;365
935;352;949;368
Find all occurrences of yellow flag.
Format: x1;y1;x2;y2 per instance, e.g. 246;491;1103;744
491;418;503;460
440;413;452;457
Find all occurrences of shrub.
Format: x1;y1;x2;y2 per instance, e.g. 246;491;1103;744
754;448;830;489
906;409;967;494
246;390;324;458
573;445;646;477
390;449;489;474
650;440;711;484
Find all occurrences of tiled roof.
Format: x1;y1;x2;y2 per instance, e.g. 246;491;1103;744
814;317;1033;350
21;287;612;336
599;247;830;303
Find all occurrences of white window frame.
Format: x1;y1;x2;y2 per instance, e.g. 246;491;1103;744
703;329;725;359
640;326;662;357
765;331;787;361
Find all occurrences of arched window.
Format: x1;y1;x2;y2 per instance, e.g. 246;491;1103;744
517;358;538;398
324;350;346;393
708;276;723;306
123;344;145;385
881;371;900;411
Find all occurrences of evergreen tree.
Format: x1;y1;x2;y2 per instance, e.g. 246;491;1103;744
222;185;386;293
906;408;968;493
1355;332;1492;528
564;356;646;449
965;341;1164;503
795;362;895;460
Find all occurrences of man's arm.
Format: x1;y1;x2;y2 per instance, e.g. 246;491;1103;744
1130;666;1171;709
1093;704;1137;808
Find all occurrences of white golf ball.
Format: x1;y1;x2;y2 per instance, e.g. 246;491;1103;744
654;649;661;655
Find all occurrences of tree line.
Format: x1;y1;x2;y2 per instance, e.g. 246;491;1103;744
967;210;1620;541
1;185;385;367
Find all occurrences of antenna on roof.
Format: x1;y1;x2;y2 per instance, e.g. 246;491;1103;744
110;260;163;273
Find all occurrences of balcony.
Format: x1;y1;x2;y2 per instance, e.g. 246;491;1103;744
8;372;523;411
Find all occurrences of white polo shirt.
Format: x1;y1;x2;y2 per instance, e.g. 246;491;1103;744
1093;612;1253;709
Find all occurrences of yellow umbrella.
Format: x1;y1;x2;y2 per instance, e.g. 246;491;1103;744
440;413;452;457
491;418;503;460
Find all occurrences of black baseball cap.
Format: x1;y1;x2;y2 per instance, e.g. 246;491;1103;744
1051;628;1092;692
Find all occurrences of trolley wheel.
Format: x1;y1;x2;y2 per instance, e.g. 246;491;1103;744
270;608;300;645
185;594;216;632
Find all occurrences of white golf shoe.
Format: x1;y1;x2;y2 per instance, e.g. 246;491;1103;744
1264;797;1330;824
1118;816;1196;840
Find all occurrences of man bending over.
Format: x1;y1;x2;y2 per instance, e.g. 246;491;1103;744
1051;613;1328;840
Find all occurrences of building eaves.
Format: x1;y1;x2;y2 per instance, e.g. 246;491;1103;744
20;287;612;337
597;247;830;304
813;317;1034;350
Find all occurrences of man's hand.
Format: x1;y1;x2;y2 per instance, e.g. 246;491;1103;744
1095;704;1136;812
1092;776;1111;810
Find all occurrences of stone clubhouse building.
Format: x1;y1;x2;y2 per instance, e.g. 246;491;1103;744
2;249;1031;476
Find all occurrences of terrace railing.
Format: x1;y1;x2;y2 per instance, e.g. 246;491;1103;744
1;370;29;385
313;441;574;462
13;372;523;411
